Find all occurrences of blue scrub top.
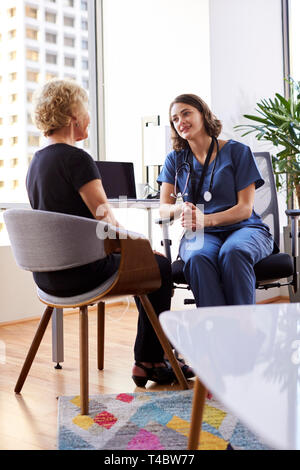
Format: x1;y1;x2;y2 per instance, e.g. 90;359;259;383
157;139;270;233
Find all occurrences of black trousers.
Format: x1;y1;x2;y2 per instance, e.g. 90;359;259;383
36;252;172;362
134;254;172;362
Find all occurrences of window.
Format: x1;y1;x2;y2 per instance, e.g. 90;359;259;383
27;70;39;82
8;29;17;39
25;6;38;19
82;39;88;50
45;72;57;81
10;115;18;124
8;8;16;18
46;53;57;64
10;158;19;168
46;32;56;44
81;1;88;11
82;78;89;89
64;36;75;47
9;72;17;82
28;135;40;147
45;11;56;23
64;56;75;67
64;16;74;27
81;19;88;30
9;51;17;61
27;90;34;103
0;0;96;206
10;93;17;103
26;49;39;62
289;0;300;81
82;58;89;70
26;28;38;40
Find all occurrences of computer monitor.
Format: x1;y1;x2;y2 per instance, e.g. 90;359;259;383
94;161;137;199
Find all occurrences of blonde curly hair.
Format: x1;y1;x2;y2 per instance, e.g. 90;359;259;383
32;79;88;136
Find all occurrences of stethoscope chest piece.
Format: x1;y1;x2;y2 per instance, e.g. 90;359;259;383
203;190;212;202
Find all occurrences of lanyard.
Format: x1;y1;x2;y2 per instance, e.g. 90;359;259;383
186;136;217;204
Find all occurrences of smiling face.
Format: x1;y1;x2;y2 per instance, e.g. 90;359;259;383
170;102;207;142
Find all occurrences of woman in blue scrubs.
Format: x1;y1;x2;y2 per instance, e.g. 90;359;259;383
158;94;274;307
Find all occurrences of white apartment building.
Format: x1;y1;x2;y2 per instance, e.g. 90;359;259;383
0;0;91;207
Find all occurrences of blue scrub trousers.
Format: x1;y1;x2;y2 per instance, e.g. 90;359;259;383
179;227;274;307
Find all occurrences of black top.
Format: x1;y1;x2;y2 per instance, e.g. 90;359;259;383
26;143;119;296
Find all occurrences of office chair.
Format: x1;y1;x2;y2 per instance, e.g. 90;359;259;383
157;152;298;303
4;209;189;415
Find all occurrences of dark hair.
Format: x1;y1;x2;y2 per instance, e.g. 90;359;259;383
169;94;222;151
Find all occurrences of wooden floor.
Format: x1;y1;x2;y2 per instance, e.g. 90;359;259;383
0;303;187;450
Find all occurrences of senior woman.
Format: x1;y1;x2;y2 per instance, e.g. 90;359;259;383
26;79;192;386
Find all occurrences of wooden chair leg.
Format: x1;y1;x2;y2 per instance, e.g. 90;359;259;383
139;294;189;390
97;302;105;370
187;377;207;450
79;306;89;415
15;306;54;394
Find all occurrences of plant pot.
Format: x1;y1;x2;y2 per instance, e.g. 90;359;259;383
283;225;300;302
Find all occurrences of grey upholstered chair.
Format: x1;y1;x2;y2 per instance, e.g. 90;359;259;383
4;209;188;415
157;152;297;302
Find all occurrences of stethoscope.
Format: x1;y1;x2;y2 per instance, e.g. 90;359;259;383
171;136;219;203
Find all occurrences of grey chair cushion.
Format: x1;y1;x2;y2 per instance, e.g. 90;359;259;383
37;271;119;307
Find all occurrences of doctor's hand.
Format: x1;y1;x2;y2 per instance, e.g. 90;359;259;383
180;202;204;231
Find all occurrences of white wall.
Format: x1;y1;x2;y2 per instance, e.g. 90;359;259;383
209;0;287;302
0;246;42;323
102;0;211;182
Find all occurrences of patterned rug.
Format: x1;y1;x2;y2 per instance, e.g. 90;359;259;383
57;390;270;450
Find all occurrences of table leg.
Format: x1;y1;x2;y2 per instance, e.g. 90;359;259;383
147;208;152;246
52;308;64;368
188;377;207;450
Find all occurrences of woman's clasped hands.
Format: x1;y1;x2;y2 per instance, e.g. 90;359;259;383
180;201;204;231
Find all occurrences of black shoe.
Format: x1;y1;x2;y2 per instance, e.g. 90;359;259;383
165;358;195;379
132;362;175;387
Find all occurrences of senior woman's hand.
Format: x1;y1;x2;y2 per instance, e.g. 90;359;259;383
180;202;204;231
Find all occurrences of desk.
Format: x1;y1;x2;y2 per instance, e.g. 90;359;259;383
160;303;300;450
108;198;160;245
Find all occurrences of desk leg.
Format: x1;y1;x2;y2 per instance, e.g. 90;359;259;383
188;377;207;450
52;308;64;368
147;208;152;246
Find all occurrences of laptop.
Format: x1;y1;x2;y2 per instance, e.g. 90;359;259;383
94;161;159;201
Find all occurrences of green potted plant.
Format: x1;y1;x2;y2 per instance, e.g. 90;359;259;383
235;77;300;207
235;78;300;301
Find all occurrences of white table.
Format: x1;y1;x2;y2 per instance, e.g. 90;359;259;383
160;303;300;450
